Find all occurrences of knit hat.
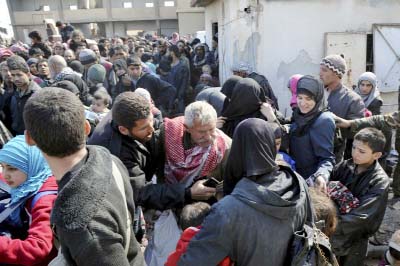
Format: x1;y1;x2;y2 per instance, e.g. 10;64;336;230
78;48;97;65
320;54;347;78
0;48;14;60
69;60;84;74
26;58;38;66
87;64;106;84
232;61;252;74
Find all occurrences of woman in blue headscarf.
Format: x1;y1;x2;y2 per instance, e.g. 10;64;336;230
0;135;57;266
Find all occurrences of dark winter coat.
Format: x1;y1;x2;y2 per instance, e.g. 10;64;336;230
330;159;389;256
178;166;308;266
290;111;336;180
10;81;40;134
51;146;145;266
88;114;186;210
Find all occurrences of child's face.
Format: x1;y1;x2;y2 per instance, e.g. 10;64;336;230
91;99;107;113
352;140;381;167
275;138;282;152
1;163;27;188
29;64;38;75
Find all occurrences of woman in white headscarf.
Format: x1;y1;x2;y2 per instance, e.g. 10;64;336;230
355;72;383;115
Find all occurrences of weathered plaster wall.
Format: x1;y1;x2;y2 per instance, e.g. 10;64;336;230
205;0;400;114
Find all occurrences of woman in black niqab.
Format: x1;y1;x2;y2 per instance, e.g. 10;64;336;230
221;78;267;137
223;118;279;195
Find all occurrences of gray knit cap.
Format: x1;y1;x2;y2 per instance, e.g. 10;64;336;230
320;54;347;78
87;64;106;84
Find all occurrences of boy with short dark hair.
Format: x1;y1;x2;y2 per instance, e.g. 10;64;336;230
329;127;390;266
23;88;145;266
7;55;41;134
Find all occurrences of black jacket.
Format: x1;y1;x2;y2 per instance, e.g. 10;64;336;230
367;96;383;115
51;145;144;266
135;73;176;114
9;81;40;134
88;113;187;210
329;159;389;256
248;72;279;110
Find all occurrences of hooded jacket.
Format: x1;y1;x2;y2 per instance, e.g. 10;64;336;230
178;168;308;266
180;119;308;266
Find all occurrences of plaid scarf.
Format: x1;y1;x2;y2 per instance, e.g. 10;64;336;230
164;117;228;185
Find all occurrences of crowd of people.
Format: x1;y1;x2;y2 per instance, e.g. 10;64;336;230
0;20;397;266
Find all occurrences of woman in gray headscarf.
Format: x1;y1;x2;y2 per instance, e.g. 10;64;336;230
355;72;382;115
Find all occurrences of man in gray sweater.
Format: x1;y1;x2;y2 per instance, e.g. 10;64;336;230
320;54;365;162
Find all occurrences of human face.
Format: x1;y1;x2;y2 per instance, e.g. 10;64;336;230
114;65;126;77
113;49;127;61
128;114;154;143
10;69;30;89
359;80;373;95
29;64;39;75
91;99;107;113
38;61;50;76
64;50;75;63
137;48;145;58
177;42;185;53
1;163;27;188
127;64;142;79
127;39;134;49
297;93;316;114
185;119;217;148
352;139;380;168
90;45;100;57
54;46;64;56
319;65;339;87
1;65;12;83
72;35;82;43
275;138;282;152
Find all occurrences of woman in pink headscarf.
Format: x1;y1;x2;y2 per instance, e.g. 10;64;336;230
288;74;303;109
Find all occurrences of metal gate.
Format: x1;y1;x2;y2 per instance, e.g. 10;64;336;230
373;24;400;92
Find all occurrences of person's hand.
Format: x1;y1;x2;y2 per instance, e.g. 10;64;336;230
260;102;277;122
216;117;227;129
333;114;352;128
190;179;216;200
314;176;327;194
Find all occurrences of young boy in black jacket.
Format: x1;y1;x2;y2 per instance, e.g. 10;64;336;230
329;127;390;266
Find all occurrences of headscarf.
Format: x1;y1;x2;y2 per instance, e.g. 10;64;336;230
0;135;52;226
224;118;279;195
292;75;326;136
287;74;303;108
222;78;266;137
355;72;380;108
0;48;14;60
170;32;180;45
220;75;242;99
113;59;128;77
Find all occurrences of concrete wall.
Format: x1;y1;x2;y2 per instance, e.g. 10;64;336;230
178;12;205;36
205;0;400;114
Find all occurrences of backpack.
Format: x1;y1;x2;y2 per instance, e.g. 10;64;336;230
285;174;339;266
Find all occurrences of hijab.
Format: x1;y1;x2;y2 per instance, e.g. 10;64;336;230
292;75;326;136
0;135;52;226
224;118;279;195
288;74;303;108
222;78;266;137
113;59;128;77
221;75;242;113
355;72;380;108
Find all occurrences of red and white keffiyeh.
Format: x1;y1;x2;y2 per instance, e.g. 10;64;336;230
164;117;228;185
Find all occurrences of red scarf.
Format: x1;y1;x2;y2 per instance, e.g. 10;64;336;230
164;117;228;184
